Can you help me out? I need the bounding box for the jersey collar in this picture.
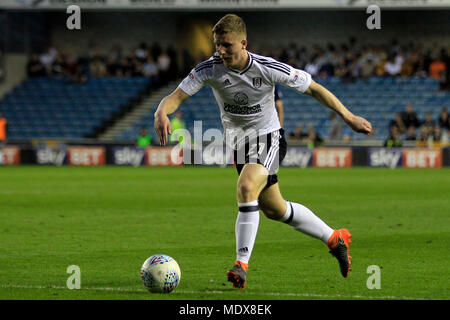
[226,51,253,75]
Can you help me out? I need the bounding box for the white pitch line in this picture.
[0,284,429,300]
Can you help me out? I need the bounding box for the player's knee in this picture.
[237,180,258,201]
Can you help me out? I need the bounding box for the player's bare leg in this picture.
[258,183,286,220]
[227,163,268,289]
[236,163,269,203]
[258,183,352,278]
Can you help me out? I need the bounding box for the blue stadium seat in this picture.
[0,76,150,139]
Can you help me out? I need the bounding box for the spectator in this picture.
[417,125,430,143]
[384,53,402,76]
[135,42,148,63]
[106,56,119,76]
[422,112,435,132]
[150,42,162,62]
[137,127,152,147]
[304,54,319,77]
[389,112,407,135]
[401,105,420,129]
[170,111,187,143]
[334,55,349,79]
[432,126,442,142]
[89,48,107,78]
[109,44,123,62]
[375,58,387,77]
[50,55,67,77]
[71,64,87,85]
[429,55,446,79]
[65,51,79,77]
[438,107,450,131]
[328,112,343,140]
[342,128,352,142]
[289,124,308,141]
[0,112,6,147]
[117,57,133,77]
[409,49,425,77]
[360,58,375,79]
[39,46,58,71]
[132,58,144,77]
[27,54,47,77]
[404,126,417,141]
[157,50,171,85]
[318,50,335,78]
[385,125,403,147]
[306,124,323,148]
[143,56,159,83]
[348,55,361,80]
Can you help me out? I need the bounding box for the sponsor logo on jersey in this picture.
[252,77,262,88]
[224,103,262,115]
[233,92,249,105]
[223,79,231,86]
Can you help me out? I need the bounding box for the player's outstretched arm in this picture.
[304,80,373,135]
[154,87,190,146]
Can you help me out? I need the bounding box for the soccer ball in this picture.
[140,254,181,293]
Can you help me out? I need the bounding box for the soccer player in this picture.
[154,14,373,289]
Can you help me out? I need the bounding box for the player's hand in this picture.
[345,114,373,135]
[154,112,171,146]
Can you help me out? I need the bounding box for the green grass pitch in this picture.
[0,166,449,300]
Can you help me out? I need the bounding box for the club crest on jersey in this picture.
[253,77,262,88]
[234,92,249,105]
[189,73,194,80]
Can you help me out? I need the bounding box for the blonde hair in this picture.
[212,14,247,38]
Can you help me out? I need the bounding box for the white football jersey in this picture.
[178,51,312,148]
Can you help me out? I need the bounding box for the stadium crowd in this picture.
[263,38,450,90]
[26,42,186,87]
[385,105,449,147]
[24,39,450,145]
[26,38,450,90]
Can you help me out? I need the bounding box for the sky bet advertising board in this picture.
[368,148,403,168]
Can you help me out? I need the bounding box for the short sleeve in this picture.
[269,61,312,94]
[178,68,206,96]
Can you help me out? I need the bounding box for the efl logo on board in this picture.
[67,147,105,166]
[146,147,183,166]
[313,148,352,168]
[0,147,20,165]
[403,149,442,168]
